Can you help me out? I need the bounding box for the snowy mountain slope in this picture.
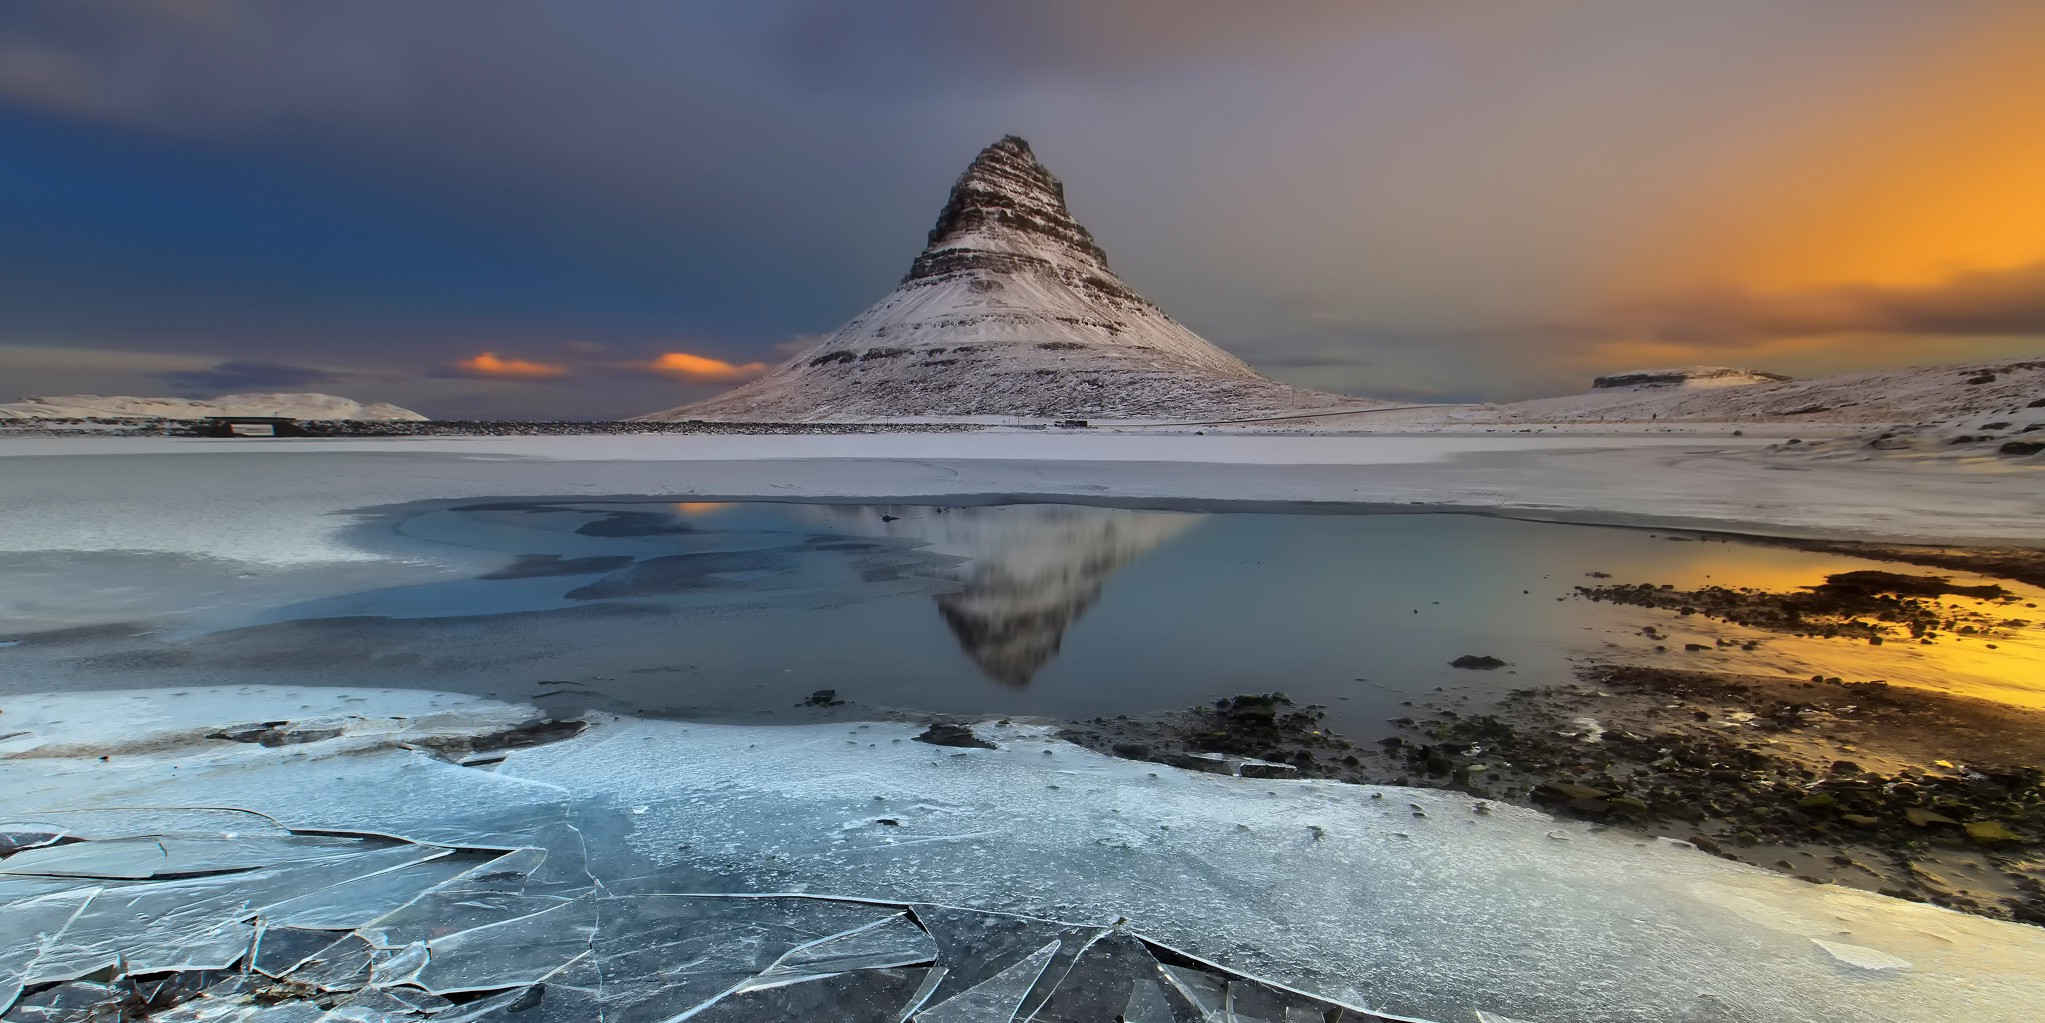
[0,392,428,421]
[638,136,1353,421]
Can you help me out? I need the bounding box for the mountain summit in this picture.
[639,136,1349,421]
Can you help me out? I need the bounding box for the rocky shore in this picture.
[1062,665,2045,925]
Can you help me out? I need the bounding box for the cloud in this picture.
[455,352,570,379]
[160,360,338,394]
[648,351,769,382]
[1612,259,2045,346]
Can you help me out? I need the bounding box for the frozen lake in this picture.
[3,439,2042,1023]
[4,496,2040,735]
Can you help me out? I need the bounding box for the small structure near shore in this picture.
[199,415,306,437]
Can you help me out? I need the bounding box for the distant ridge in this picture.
[0,392,427,421]
[1591,366,1790,390]
[638,136,1350,421]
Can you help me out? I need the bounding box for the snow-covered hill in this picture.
[638,136,1353,421]
[1471,358,2045,425]
[0,392,428,421]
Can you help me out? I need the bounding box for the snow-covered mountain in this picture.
[639,136,1352,421]
[0,392,427,421]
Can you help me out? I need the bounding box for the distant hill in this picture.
[1479,359,2045,424]
[1591,366,1791,390]
[0,392,428,421]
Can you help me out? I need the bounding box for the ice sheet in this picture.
[4,686,2043,1023]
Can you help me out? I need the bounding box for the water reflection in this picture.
[796,505,1200,684]
[11,501,2039,734]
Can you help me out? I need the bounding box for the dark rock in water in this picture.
[914,723,995,749]
[1450,654,1507,670]
[1819,570,2008,599]
[1240,761,1300,780]
[1167,753,1234,775]
[1903,807,1958,828]
[1999,440,2044,456]
[1965,821,2020,844]
[1110,741,1151,759]
[800,689,844,707]
[1536,781,1612,803]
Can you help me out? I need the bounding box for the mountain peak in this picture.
[637,137,1356,421]
[907,135,1112,283]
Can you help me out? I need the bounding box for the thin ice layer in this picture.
[5,688,2044,1023]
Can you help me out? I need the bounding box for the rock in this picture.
[1449,654,1507,670]
[1841,814,1880,826]
[1963,821,2020,844]
[1240,761,1300,780]
[1110,741,1151,759]
[914,723,995,749]
[1166,753,1235,776]
[1998,440,2044,456]
[800,689,843,707]
[1903,808,1958,827]
[1796,793,1836,810]
[1536,781,1611,802]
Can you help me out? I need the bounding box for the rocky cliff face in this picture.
[638,136,1352,421]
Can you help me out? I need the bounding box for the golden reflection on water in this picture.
[671,502,730,516]
[1576,539,2045,710]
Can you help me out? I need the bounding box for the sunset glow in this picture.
[456,352,570,379]
[650,351,769,382]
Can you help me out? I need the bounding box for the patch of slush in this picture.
[3,688,2041,1022]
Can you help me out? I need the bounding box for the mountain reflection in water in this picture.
[796,504,1200,684]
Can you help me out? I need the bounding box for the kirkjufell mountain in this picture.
[639,136,1351,421]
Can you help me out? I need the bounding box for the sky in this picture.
[4,1,2044,419]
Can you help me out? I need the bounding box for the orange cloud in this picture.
[457,352,569,379]
[649,351,768,382]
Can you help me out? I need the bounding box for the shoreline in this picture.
[1058,659,2045,927]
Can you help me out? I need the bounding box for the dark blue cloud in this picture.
[160,360,337,395]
